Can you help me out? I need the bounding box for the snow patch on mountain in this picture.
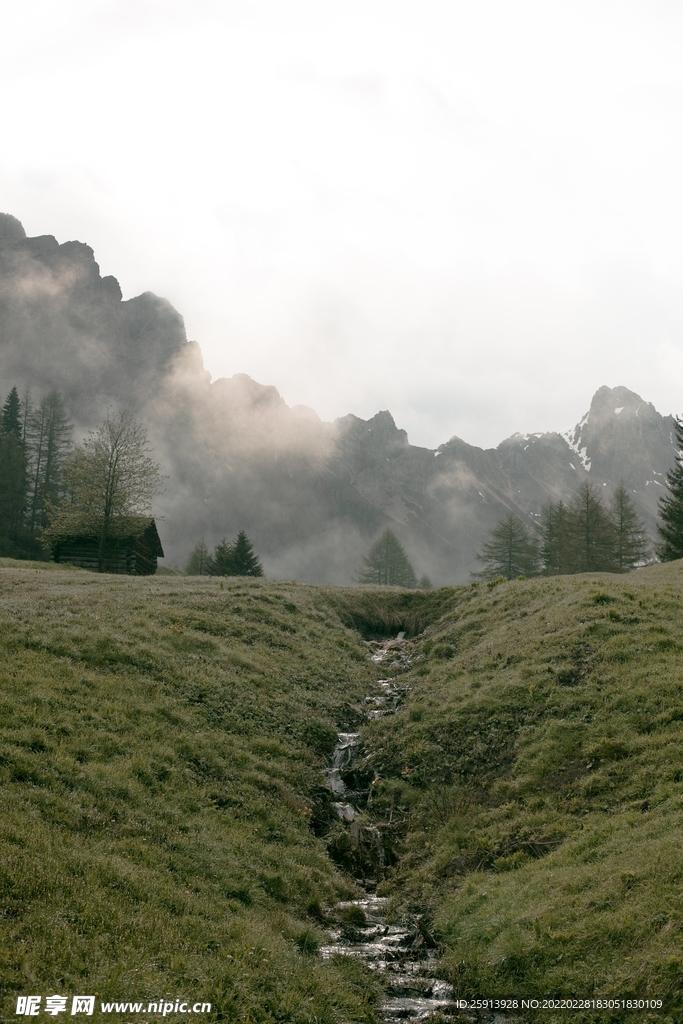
[561,412,591,471]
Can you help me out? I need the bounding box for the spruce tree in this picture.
[609,484,649,571]
[358,528,417,587]
[540,500,573,575]
[230,530,264,576]
[21,386,32,442]
[185,538,213,575]
[2,386,21,436]
[657,416,683,561]
[569,481,617,573]
[0,426,27,541]
[0,387,27,543]
[473,513,540,581]
[26,390,73,532]
[211,538,235,576]
[211,532,264,577]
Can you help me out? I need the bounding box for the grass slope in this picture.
[0,569,383,1023]
[359,563,683,1023]
[3,564,683,1023]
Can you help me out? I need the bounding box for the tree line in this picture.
[6,378,683,584]
[185,533,264,577]
[478,413,683,583]
[476,416,683,581]
[0,386,72,557]
[0,382,266,576]
[0,384,166,569]
[358,421,683,587]
[474,481,650,581]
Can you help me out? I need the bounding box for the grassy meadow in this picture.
[360,564,683,1023]
[2,560,683,1022]
[0,568,383,1022]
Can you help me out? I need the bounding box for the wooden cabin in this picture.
[51,518,164,575]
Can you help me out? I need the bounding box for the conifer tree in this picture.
[0,387,27,543]
[26,390,72,532]
[230,530,264,576]
[657,416,683,561]
[358,528,417,587]
[472,513,540,581]
[21,386,32,442]
[610,484,649,571]
[540,500,573,575]
[211,531,264,577]
[567,482,616,573]
[2,386,21,436]
[211,537,235,576]
[185,538,213,575]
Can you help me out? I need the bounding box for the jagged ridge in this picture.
[0,214,677,582]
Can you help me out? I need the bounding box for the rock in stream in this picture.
[320,895,457,1021]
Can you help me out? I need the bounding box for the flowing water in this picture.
[320,894,457,1021]
[322,636,515,1023]
[322,637,461,1021]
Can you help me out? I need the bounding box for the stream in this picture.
[321,635,462,1022]
[320,635,516,1023]
[320,893,456,1021]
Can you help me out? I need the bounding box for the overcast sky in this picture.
[3,0,683,448]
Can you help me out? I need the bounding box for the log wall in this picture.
[52,537,159,575]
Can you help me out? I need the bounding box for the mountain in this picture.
[0,214,677,582]
[0,212,187,425]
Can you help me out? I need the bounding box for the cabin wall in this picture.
[132,538,158,575]
[52,537,159,575]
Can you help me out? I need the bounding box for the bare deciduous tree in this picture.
[45,409,164,571]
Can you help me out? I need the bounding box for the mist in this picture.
[3,1,683,450]
[1,212,679,583]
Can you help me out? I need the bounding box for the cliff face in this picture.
[0,215,677,582]
[0,213,188,425]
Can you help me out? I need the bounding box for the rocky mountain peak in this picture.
[561,385,674,490]
[0,221,190,425]
[587,384,658,426]
[334,409,410,464]
[0,213,27,245]
[211,373,286,411]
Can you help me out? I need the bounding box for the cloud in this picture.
[4,0,683,453]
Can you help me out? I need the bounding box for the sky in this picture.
[3,0,683,449]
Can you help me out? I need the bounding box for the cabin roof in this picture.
[51,517,164,557]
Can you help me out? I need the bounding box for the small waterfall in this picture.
[326,732,361,801]
[321,635,464,1021]
[319,897,457,1022]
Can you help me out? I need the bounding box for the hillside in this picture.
[2,563,683,1022]
[0,567,384,1022]
[355,562,683,1022]
[0,214,677,583]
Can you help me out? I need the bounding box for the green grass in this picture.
[0,556,82,571]
[358,564,683,1023]
[3,562,683,1022]
[0,569,383,1022]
